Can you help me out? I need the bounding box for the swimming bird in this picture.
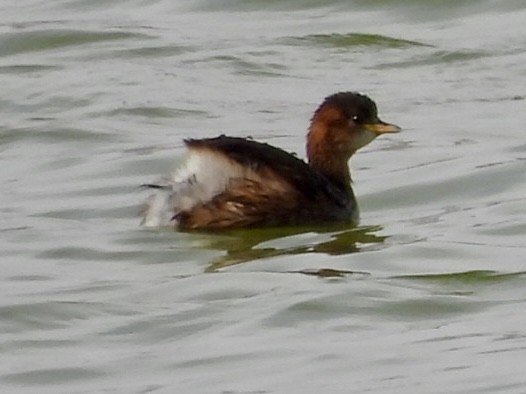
[141,92,400,230]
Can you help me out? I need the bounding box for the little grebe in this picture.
[142,92,400,230]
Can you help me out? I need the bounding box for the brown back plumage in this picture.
[176,136,354,230]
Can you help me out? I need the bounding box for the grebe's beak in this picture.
[364,120,401,135]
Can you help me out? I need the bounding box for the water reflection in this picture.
[201,224,388,272]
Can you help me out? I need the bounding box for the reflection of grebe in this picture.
[142,92,400,230]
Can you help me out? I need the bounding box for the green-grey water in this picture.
[1,1,525,393]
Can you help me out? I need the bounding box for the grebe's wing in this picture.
[185,136,347,203]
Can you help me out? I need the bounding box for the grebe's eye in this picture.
[352,115,359,122]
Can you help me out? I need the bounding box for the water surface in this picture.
[1,0,525,393]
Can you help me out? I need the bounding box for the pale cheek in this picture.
[353,129,377,150]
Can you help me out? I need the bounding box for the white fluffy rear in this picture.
[141,149,261,227]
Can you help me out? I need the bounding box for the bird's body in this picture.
[142,92,400,231]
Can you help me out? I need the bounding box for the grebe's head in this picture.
[308,92,401,160]
[306,91,400,184]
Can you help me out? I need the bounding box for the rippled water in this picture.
[1,0,525,393]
